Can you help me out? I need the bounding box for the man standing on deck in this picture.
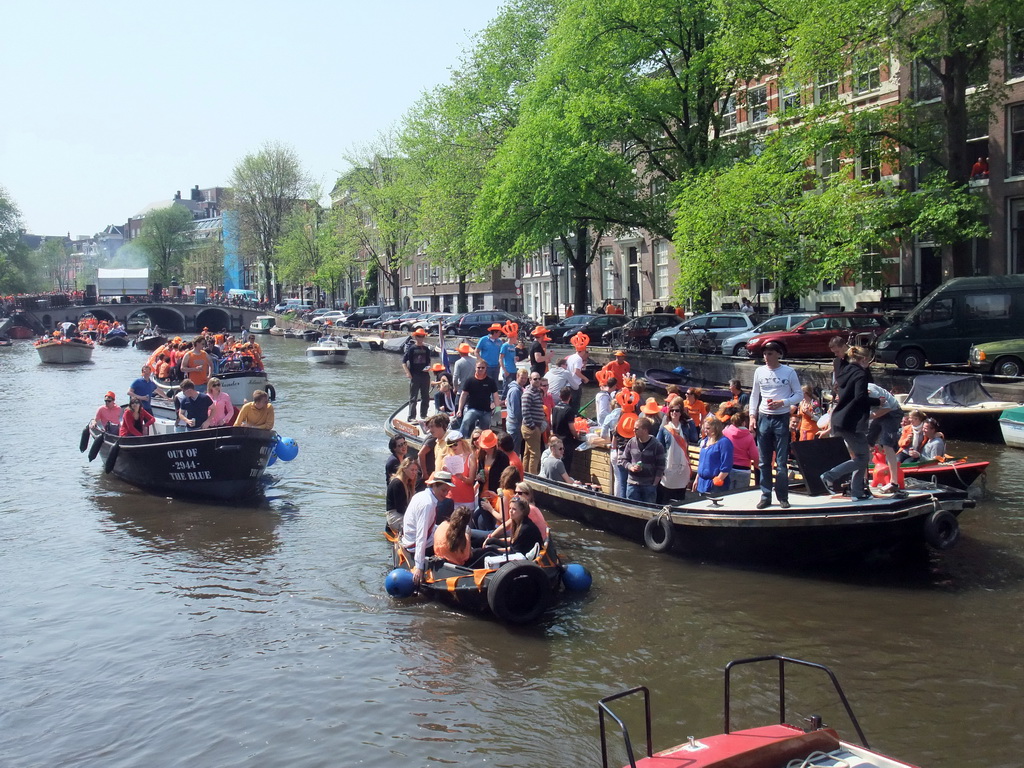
[457,359,501,438]
[529,326,551,377]
[475,323,504,386]
[127,364,159,415]
[521,372,548,474]
[749,342,802,509]
[402,329,432,421]
[180,336,212,393]
[452,343,475,400]
[505,368,528,455]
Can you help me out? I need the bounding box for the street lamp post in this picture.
[549,244,562,321]
[430,269,440,312]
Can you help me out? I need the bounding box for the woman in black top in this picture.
[385,458,419,533]
[821,346,877,501]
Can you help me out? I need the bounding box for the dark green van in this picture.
[875,275,1024,369]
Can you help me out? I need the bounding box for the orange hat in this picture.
[502,321,519,338]
[487,323,503,333]
[104,391,116,400]
[430,363,446,372]
[413,328,427,337]
[570,331,590,351]
[614,350,627,357]
[457,342,472,354]
[478,429,498,449]
[595,369,611,386]
[640,397,661,415]
[532,326,549,337]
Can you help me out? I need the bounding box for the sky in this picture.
[0,0,505,237]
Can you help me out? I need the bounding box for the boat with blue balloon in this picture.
[384,529,590,624]
[83,420,292,501]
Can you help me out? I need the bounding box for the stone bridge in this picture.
[18,302,268,335]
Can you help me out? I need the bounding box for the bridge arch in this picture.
[194,307,233,334]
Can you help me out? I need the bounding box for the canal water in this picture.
[1,335,1022,768]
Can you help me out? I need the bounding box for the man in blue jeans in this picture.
[457,360,501,438]
[748,342,802,509]
[620,417,665,503]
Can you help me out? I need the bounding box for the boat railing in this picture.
[724,655,869,748]
[597,685,653,768]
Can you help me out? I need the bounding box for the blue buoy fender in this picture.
[275,437,299,461]
[385,568,416,598]
[562,563,593,592]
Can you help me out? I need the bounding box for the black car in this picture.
[445,310,536,338]
[554,313,630,344]
[343,304,391,328]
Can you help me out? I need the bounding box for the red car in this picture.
[745,313,889,358]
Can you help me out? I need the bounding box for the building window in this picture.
[815,70,839,104]
[1010,198,1024,274]
[654,240,669,299]
[779,83,801,115]
[1010,104,1024,177]
[821,276,841,292]
[861,247,883,290]
[748,86,768,123]
[602,248,615,299]
[721,95,737,131]
[854,52,882,94]
[818,143,840,184]
[912,59,942,102]
[649,177,667,197]
[858,120,881,183]
[1010,29,1024,81]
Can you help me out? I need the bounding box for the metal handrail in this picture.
[724,655,870,748]
[598,686,652,768]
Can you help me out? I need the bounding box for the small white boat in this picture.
[895,373,1020,426]
[249,315,276,334]
[999,405,1024,449]
[306,336,349,364]
[35,338,94,364]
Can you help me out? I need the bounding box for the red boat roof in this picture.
[629,724,840,768]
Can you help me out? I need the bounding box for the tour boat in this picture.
[34,337,94,364]
[98,332,130,348]
[644,368,731,401]
[133,332,167,352]
[305,336,349,364]
[998,405,1024,449]
[599,655,925,768]
[83,421,277,501]
[153,369,276,406]
[385,528,570,624]
[895,373,1020,425]
[249,315,276,334]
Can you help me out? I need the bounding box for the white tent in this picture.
[97,268,150,297]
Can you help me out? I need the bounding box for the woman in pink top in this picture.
[94,390,123,434]
[723,411,759,490]
[204,377,235,427]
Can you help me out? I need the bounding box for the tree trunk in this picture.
[458,276,468,313]
[942,51,973,278]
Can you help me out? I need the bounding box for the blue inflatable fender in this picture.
[562,563,593,592]
[385,568,416,598]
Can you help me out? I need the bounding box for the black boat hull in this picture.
[89,424,276,501]
[135,335,167,351]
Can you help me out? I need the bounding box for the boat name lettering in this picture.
[166,448,200,459]
[172,460,199,471]
[169,470,213,481]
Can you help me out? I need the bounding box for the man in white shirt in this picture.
[749,342,802,509]
[565,345,589,412]
[401,471,455,584]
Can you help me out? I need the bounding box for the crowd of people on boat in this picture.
[141,331,265,385]
[389,323,953,557]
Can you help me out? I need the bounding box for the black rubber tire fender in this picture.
[88,434,105,462]
[79,426,91,453]
[266,383,277,402]
[104,442,120,474]
[644,515,674,553]
[486,561,550,624]
[924,508,960,550]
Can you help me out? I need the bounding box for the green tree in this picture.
[470,0,728,312]
[0,187,36,293]
[135,204,194,287]
[400,0,559,311]
[275,196,340,299]
[227,142,309,302]
[335,132,419,307]
[715,0,1024,276]
[38,237,76,291]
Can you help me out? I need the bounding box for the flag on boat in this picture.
[439,321,451,372]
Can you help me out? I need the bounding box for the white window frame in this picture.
[654,240,670,300]
[748,85,768,123]
[815,70,839,105]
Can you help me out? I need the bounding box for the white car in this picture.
[720,313,815,356]
[311,311,348,326]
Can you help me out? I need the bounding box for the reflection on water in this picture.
[1,337,1023,767]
